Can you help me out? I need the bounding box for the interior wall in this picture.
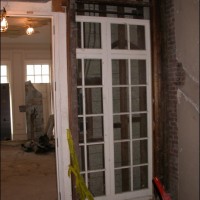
[174,0,199,200]
[1,44,51,140]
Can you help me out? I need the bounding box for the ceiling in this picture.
[1,16,52,45]
[1,0,50,2]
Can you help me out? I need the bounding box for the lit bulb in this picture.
[26,27,34,35]
[1,17,8,32]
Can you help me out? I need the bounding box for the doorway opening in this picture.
[0,63,12,140]
[1,10,71,199]
[1,16,53,142]
[0,14,58,200]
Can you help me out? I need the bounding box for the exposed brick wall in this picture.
[158,0,185,199]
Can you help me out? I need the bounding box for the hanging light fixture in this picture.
[26,26,34,35]
[0,7,8,32]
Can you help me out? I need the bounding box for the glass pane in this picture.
[78,117,84,143]
[77,88,83,115]
[87,144,104,170]
[131,60,146,84]
[77,59,82,85]
[79,146,85,171]
[77,22,81,48]
[111,24,128,49]
[85,59,102,85]
[113,115,130,140]
[114,142,130,167]
[85,88,103,114]
[133,140,148,165]
[86,116,104,142]
[115,168,131,193]
[133,165,148,190]
[1,65,7,76]
[27,75,34,83]
[42,75,49,83]
[35,76,42,83]
[132,114,147,139]
[84,22,101,49]
[27,65,34,75]
[106,5,118,18]
[35,65,42,75]
[130,25,145,50]
[81,173,85,181]
[1,77,7,83]
[113,87,129,113]
[112,60,128,85]
[131,87,146,111]
[88,172,105,196]
[42,65,49,74]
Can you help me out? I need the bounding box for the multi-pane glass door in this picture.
[77,58,106,196]
[76,16,152,200]
[112,58,149,193]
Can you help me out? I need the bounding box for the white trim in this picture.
[24,60,51,64]
[53,13,72,200]
[76,15,149,25]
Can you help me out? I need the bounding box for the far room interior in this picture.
[0,15,59,200]
[1,16,54,142]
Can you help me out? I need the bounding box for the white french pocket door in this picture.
[76,16,152,200]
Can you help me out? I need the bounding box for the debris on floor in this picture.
[21,134,55,153]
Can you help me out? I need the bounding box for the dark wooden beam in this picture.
[150,0,164,181]
[52,0,68,12]
[99,4,106,17]
[66,0,79,199]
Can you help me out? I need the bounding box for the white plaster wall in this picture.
[1,44,51,140]
[174,0,199,200]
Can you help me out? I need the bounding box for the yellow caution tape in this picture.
[67,129,94,200]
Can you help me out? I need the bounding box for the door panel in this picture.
[1,84,11,140]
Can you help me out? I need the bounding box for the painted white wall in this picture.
[174,0,199,200]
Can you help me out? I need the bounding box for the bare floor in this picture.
[1,141,58,200]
